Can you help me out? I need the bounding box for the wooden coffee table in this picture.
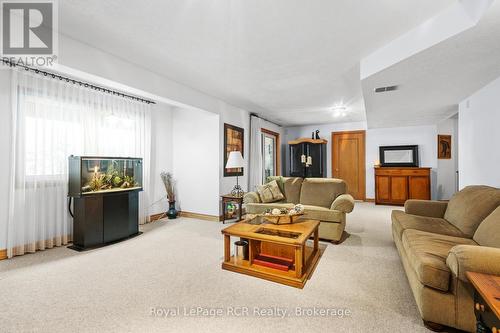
[221,216,320,289]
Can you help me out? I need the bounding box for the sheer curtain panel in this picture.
[7,69,151,258]
[248,115,263,192]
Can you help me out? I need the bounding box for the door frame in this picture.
[331,130,366,201]
[261,128,281,178]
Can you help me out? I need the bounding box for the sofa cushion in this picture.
[245,202,294,214]
[265,176,285,195]
[444,185,500,237]
[282,177,303,204]
[299,178,347,208]
[243,192,261,204]
[257,180,285,203]
[391,210,465,240]
[401,229,477,291]
[473,206,500,248]
[301,205,343,223]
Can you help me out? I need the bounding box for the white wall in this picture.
[459,76,500,188]
[173,107,220,216]
[219,105,250,196]
[366,125,438,199]
[436,115,459,199]
[149,103,174,216]
[285,122,439,199]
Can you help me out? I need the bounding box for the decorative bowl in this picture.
[261,212,304,225]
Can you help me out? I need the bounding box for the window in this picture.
[20,91,139,178]
[22,94,84,178]
[261,129,280,182]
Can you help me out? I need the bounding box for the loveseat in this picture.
[243,177,355,242]
[391,185,500,332]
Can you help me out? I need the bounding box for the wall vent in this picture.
[374,85,399,93]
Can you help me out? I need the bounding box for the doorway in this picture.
[332,130,366,200]
[261,128,281,182]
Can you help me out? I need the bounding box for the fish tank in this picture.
[68,156,143,197]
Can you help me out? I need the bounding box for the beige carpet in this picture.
[0,203,434,333]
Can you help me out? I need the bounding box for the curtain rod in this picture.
[250,113,282,127]
[1,58,156,105]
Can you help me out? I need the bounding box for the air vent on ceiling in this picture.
[374,85,399,93]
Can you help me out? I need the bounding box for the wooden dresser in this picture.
[374,167,431,205]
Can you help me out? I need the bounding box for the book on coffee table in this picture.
[253,253,294,271]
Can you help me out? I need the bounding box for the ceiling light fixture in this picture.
[332,105,347,118]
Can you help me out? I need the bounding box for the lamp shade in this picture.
[225,151,245,169]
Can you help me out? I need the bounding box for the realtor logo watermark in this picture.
[1,0,57,66]
[150,306,352,319]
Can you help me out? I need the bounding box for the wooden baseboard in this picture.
[149,210,224,223]
[149,212,167,222]
[364,198,375,203]
[0,249,6,260]
[178,211,221,222]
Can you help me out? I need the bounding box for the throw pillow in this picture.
[266,176,284,195]
[257,180,285,203]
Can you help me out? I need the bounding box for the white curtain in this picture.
[248,115,263,192]
[7,69,151,258]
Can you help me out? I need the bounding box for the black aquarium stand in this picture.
[69,190,141,251]
[67,156,143,251]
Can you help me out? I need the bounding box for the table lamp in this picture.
[225,151,245,197]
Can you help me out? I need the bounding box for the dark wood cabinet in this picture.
[71,191,141,250]
[68,156,142,251]
[375,167,431,205]
[288,138,327,178]
[289,143,306,177]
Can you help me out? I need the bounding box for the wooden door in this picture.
[332,131,366,200]
[261,128,281,180]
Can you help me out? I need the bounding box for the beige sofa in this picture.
[391,185,500,332]
[243,177,355,242]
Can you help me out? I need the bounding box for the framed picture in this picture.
[438,135,452,159]
[224,123,244,177]
[379,145,419,167]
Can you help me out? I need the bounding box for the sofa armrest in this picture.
[446,245,500,282]
[243,192,261,204]
[330,194,354,213]
[404,200,448,218]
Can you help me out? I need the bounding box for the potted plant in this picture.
[160,172,177,219]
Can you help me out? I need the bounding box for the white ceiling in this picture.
[58,0,455,126]
[362,1,500,128]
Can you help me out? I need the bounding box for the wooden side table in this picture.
[221,194,245,224]
[466,272,500,333]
